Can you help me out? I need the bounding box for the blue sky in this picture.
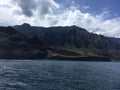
[55,0,120,18]
[0,0,120,37]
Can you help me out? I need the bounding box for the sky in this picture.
[0,0,120,37]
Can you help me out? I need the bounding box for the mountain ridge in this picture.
[0,26,48,59]
[13,23,120,60]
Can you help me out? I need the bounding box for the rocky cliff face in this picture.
[0,26,47,59]
[0,24,119,60]
[14,24,120,60]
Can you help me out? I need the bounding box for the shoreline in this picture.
[0,56,112,62]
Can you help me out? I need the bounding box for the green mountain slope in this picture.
[0,26,110,61]
[0,26,47,59]
[13,24,120,60]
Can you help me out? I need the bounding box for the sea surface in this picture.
[0,60,120,90]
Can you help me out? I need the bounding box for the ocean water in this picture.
[0,60,120,90]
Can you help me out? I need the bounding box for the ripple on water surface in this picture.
[0,60,120,90]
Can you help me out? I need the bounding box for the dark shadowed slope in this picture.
[0,26,86,60]
[14,23,120,60]
[0,26,48,59]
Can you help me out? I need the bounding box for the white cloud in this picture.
[0,0,120,37]
[82,6,90,9]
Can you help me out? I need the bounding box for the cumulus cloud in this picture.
[13,0,37,17]
[82,6,90,9]
[37,6,120,37]
[0,0,120,37]
[13,0,59,17]
[37,0,59,18]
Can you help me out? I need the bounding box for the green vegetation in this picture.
[13,24,120,61]
[0,26,47,59]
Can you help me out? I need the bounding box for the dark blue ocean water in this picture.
[0,60,120,90]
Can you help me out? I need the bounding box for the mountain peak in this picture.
[22,23,31,27]
[70,25,78,28]
[68,25,87,33]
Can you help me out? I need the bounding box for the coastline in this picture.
[0,56,111,61]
